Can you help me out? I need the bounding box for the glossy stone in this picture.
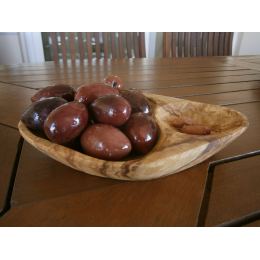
[120,89,151,114]
[31,84,75,102]
[75,83,119,105]
[104,75,124,89]
[21,97,67,133]
[80,124,132,160]
[123,113,158,154]
[44,102,88,144]
[90,95,131,126]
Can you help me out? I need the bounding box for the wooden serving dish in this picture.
[18,93,248,181]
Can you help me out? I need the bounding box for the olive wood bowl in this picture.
[18,93,248,181]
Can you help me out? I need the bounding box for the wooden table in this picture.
[0,56,260,227]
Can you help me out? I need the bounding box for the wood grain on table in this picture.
[0,56,259,226]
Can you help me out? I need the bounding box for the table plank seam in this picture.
[217,210,260,227]
[173,88,260,98]
[222,100,260,106]
[0,137,24,218]
[0,67,247,75]
[5,72,260,84]
[0,68,253,78]
[3,79,260,92]
[143,79,260,89]
[0,64,244,70]
[2,79,260,94]
[0,122,20,131]
[140,81,260,90]
[0,81,38,90]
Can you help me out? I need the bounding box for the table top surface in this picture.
[0,56,260,227]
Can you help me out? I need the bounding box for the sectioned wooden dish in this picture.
[18,93,248,181]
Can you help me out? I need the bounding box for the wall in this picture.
[0,32,44,65]
[232,32,260,56]
[0,32,23,64]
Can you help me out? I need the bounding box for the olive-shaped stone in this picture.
[120,89,151,115]
[123,113,158,155]
[90,95,131,127]
[31,84,75,102]
[44,102,88,144]
[104,75,124,89]
[21,97,67,133]
[75,83,119,105]
[80,124,132,160]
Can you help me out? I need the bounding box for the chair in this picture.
[42,32,146,63]
[163,32,234,58]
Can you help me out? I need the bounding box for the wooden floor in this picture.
[0,56,259,226]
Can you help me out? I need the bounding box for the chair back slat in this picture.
[196,32,202,56]
[60,33,67,63]
[202,32,208,56]
[86,32,92,61]
[163,32,233,58]
[213,32,220,56]
[118,32,124,58]
[191,32,197,57]
[184,32,190,57]
[50,32,59,62]
[133,32,140,58]
[110,33,117,59]
[102,32,109,59]
[139,32,146,57]
[94,33,101,59]
[229,32,234,55]
[207,32,214,56]
[171,32,177,57]
[224,32,233,56]
[126,32,133,58]
[163,32,171,58]
[69,32,76,62]
[78,32,85,61]
[178,32,184,58]
[218,32,225,56]
[224,32,230,56]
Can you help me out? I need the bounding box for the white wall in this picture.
[232,32,260,56]
[19,32,45,63]
[0,32,23,64]
[0,32,44,65]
